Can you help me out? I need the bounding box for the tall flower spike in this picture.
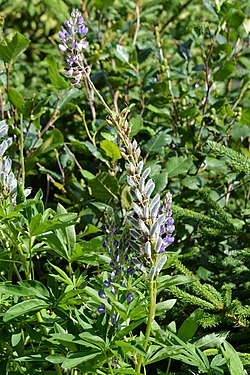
[114,118,174,278]
[58,8,89,88]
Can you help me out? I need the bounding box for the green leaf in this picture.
[83,141,109,164]
[58,88,81,111]
[100,139,121,160]
[45,55,68,90]
[177,310,201,342]
[79,224,101,238]
[195,332,228,349]
[88,172,119,200]
[153,171,168,194]
[121,185,133,211]
[79,332,106,350]
[49,262,73,285]
[130,115,143,137]
[62,350,101,368]
[0,32,30,63]
[0,281,50,299]
[143,132,171,154]
[46,354,66,364]
[115,318,146,340]
[147,104,170,116]
[57,204,76,256]
[3,299,49,322]
[115,45,129,63]
[164,156,193,177]
[158,275,196,290]
[43,0,69,22]
[155,299,177,316]
[221,341,245,375]
[11,332,22,347]
[70,238,105,263]
[8,88,25,110]
[214,61,236,81]
[146,346,181,365]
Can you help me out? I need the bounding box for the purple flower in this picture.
[111,314,116,324]
[69,25,75,35]
[126,292,133,304]
[127,267,135,275]
[78,25,88,35]
[104,280,111,288]
[98,290,106,299]
[97,304,106,314]
[120,280,126,287]
[77,16,84,23]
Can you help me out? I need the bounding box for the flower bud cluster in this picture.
[0,121,17,200]
[58,9,88,88]
[0,121,31,203]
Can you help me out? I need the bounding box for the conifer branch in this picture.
[207,141,250,175]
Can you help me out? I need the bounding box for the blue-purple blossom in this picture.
[98,290,106,299]
[58,8,88,87]
[97,303,106,314]
[126,291,133,304]
[103,279,111,288]
[111,314,116,324]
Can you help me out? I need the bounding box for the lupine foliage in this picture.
[0,0,250,374]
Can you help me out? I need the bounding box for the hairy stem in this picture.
[136,279,157,373]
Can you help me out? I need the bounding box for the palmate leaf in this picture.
[0,280,50,300]
[3,299,49,322]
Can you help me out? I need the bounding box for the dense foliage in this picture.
[0,0,249,374]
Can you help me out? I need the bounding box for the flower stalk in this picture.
[58,9,175,374]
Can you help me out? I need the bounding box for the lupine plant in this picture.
[57,10,178,373]
[0,1,249,375]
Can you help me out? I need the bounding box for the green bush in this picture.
[0,1,249,374]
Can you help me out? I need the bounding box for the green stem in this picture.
[19,114,25,187]
[36,311,63,375]
[76,106,96,146]
[166,358,171,374]
[105,352,114,375]
[136,279,157,373]
[82,67,138,167]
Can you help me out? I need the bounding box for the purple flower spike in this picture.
[58,8,89,88]
[111,313,116,324]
